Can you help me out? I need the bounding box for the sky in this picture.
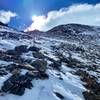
[0,0,100,31]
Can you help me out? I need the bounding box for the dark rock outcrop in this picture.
[83,91,100,100]
[2,74,33,96]
[32,52,45,59]
[49,60,61,70]
[15,45,28,54]
[31,59,47,72]
[28,46,40,52]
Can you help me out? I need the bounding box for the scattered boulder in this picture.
[75,70,89,78]
[10,86,25,96]
[18,63,35,70]
[6,50,16,55]
[28,46,40,52]
[11,68,21,75]
[56,52,81,68]
[2,74,33,96]
[0,69,8,76]
[15,45,28,54]
[88,63,98,71]
[66,58,81,67]
[49,60,61,70]
[0,51,23,63]
[75,69,100,99]
[75,46,85,53]
[6,64,18,72]
[83,91,100,100]
[33,51,45,59]
[31,59,47,72]
[25,71,37,79]
[38,72,49,79]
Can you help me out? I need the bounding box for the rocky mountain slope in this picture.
[0,22,99,100]
[47,23,100,36]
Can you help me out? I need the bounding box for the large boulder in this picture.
[6,64,19,72]
[15,45,28,54]
[2,74,33,96]
[6,50,16,55]
[32,52,45,59]
[31,59,47,72]
[28,46,40,52]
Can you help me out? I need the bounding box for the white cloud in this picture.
[0,10,17,24]
[25,3,100,32]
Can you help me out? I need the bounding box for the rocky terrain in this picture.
[0,22,99,100]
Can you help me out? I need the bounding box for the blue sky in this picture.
[0,0,100,31]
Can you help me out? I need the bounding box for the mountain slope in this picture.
[47,23,100,35]
[0,22,31,40]
[0,23,99,100]
[46,24,100,42]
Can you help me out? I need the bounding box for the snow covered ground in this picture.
[0,28,99,100]
[0,68,86,100]
[0,36,87,100]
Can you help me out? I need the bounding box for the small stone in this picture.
[54,92,64,99]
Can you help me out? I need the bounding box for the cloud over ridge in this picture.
[0,10,17,24]
[26,3,100,31]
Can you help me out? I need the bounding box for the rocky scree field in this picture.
[0,22,99,100]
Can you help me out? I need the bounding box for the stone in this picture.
[25,71,36,79]
[10,86,25,96]
[31,59,47,72]
[6,50,16,55]
[54,92,64,99]
[18,63,35,70]
[0,70,8,76]
[6,64,18,72]
[1,74,33,96]
[38,72,49,79]
[49,60,61,70]
[28,46,40,52]
[15,45,28,54]
[83,91,99,100]
[33,52,45,59]
[2,80,14,92]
